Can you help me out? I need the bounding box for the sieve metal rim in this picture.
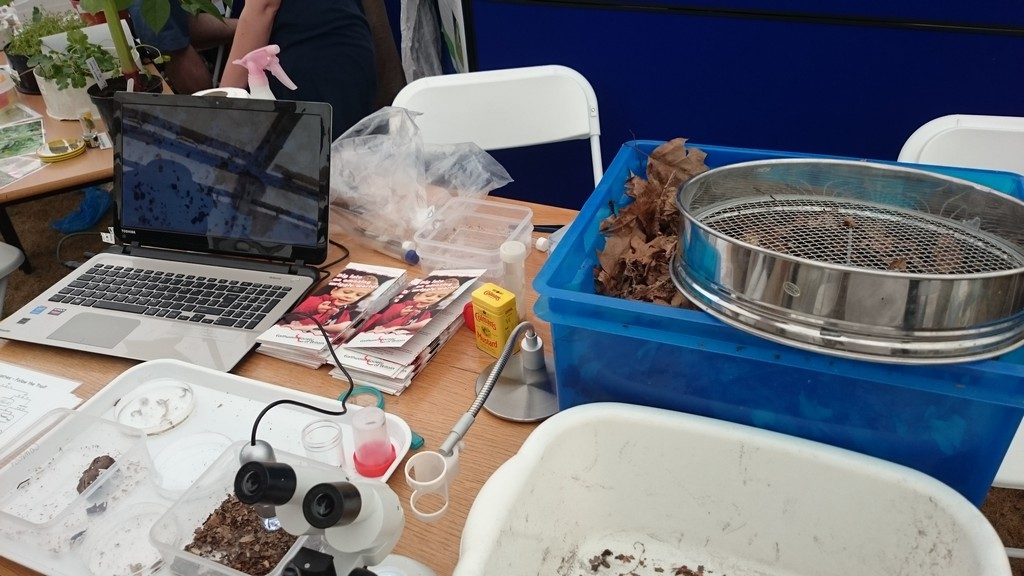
[669,252,1024,364]
[676,158,1024,280]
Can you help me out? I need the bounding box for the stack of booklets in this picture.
[255,263,407,368]
[328,269,484,395]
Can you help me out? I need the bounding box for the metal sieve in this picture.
[672,159,1024,363]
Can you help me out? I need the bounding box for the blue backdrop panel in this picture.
[469,0,1024,208]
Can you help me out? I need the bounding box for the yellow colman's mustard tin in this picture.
[471,282,519,358]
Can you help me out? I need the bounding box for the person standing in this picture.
[220,0,377,140]
[129,0,237,94]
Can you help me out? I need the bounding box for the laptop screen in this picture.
[113,93,332,265]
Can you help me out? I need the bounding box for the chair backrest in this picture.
[392,65,603,187]
[900,115,1024,491]
[898,114,1024,176]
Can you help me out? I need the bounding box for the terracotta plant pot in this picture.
[3,47,40,94]
[87,74,164,136]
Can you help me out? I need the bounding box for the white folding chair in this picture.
[899,113,1024,557]
[898,114,1024,175]
[392,64,603,194]
[0,241,24,318]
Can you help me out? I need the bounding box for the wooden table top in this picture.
[0,199,578,576]
[0,87,114,205]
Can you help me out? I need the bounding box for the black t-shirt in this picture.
[267,0,377,140]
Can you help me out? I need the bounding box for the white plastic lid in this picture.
[500,240,527,263]
[154,431,232,494]
[192,87,249,98]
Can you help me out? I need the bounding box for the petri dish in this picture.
[153,431,232,495]
[113,379,195,435]
[82,502,166,576]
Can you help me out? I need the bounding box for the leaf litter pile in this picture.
[185,495,297,576]
[595,138,709,306]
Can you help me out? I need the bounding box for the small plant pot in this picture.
[3,48,40,95]
[35,70,100,121]
[88,74,164,136]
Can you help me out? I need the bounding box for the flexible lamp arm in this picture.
[438,321,541,456]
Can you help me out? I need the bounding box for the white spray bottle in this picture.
[232,44,296,100]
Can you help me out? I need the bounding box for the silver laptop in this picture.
[0,93,333,371]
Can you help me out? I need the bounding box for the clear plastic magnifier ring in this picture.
[301,419,345,467]
[404,451,454,522]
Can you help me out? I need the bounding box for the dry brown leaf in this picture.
[624,173,643,199]
[594,138,707,308]
[646,138,689,187]
[599,211,637,235]
[648,138,709,190]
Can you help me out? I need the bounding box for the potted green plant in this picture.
[3,8,83,94]
[29,27,119,119]
[78,0,225,127]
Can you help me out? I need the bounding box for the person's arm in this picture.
[189,13,237,51]
[220,0,281,88]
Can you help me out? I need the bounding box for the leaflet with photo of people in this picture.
[257,262,407,354]
[344,269,484,348]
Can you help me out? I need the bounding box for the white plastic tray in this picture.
[78,359,412,488]
[1,359,412,576]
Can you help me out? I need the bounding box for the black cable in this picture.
[316,239,350,280]
[56,231,101,269]
[534,224,565,234]
[249,310,356,446]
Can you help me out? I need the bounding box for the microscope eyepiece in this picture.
[302,482,362,529]
[234,461,297,506]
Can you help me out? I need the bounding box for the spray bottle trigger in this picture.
[267,62,297,90]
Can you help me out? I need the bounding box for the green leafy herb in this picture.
[6,9,83,57]
[28,28,119,89]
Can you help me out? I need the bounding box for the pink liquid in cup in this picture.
[352,407,396,477]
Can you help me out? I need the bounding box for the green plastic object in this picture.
[342,387,424,450]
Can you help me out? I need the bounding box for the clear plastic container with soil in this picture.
[150,441,325,576]
[0,408,162,573]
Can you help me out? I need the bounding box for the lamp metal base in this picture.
[474,356,558,422]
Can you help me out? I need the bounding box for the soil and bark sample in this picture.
[584,544,716,575]
[981,487,1024,576]
[185,495,298,576]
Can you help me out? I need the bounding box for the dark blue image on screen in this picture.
[119,103,322,249]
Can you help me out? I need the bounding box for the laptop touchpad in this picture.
[49,313,140,348]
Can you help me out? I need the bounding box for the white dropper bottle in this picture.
[500,240,528,321]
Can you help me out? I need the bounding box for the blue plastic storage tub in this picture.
[534,140,1024,506]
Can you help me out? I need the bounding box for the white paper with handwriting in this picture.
[0,361,82,458]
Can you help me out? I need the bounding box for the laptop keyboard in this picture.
[47,264,292,330]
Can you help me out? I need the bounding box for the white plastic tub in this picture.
[413,197,532,282]
[455,403,1010,575]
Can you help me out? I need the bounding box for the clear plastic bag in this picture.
[329,106,512,259]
